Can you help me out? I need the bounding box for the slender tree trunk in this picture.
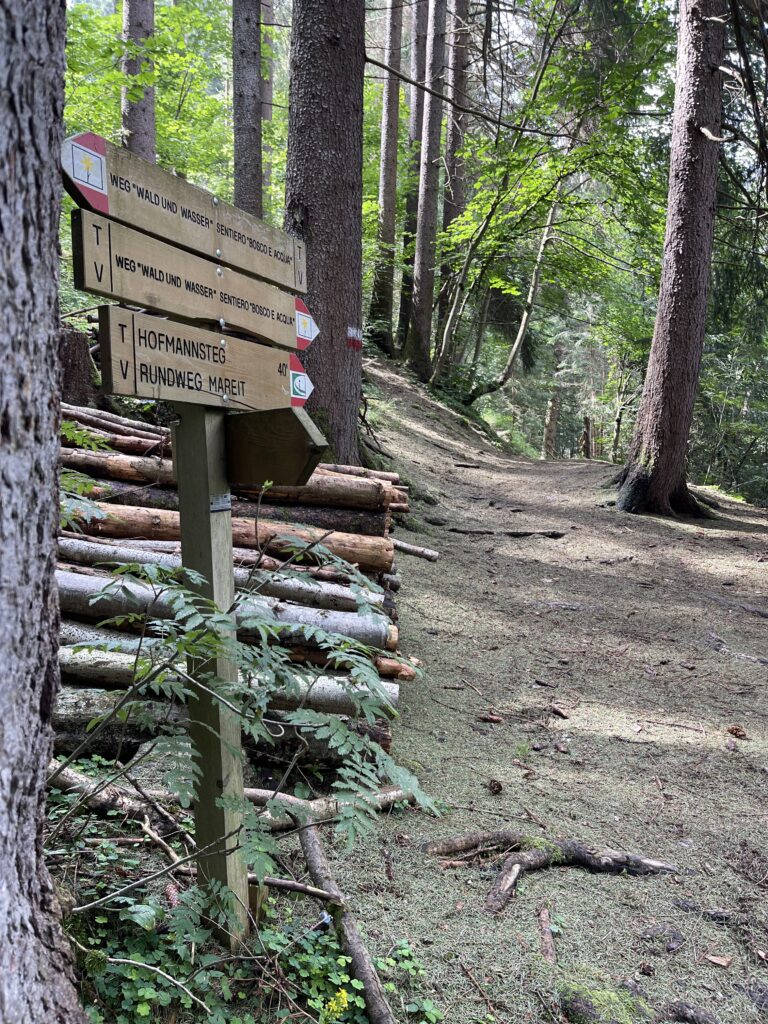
[261,0,275,204]
[0,2,86,1020]
[284,0,365,464]
[469,284,491,373]
[367,0,403,356]
[465,198,558,404]
[437,0,470,334]
[395,0,427,351]
[233,0,263,217]
[405,0,447,381]
[617,0,725,515]
[121,0,156,162]
[580,416,593,459]
[611,406,624,463]
[542,340,565,459]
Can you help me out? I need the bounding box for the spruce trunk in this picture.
[617,0,724,515]
[284,0,365,464]
[404,0,447,381]
[233,0,263,217]
[121,0,156,162]
[0,2,86,1018]
[367,0,403,356]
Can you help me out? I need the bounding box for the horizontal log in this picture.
[285,647,416,681]
[62,447,402,511]
[61,403,168,441]
[240,473,396,510]
[89,481,391,537]
[392,538,440,562]
[57,569,399,650]
[60,621,411,682]
[58,537,386,613]
[60,532,369,586]
[52,687,394,761]
[58,650,399,715]
[78,503,395,573]
[62,426,170,458]
[317,463,401,484]
[61,448,174,486]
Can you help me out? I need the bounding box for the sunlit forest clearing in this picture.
[2,1,768,1022]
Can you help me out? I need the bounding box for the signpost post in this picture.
[63,132,327,941]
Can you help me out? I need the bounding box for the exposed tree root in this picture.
[422,830,679,915]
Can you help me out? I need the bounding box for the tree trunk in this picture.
[465,198,558,404]
[580,416,592,459]
[616,0,724,515]
[395,0,428,352]
[437,0,470,334]
[542,340,565,459]
[367,0,403,357]
[261,0,274,202]
[121,0,156,162]
[0,2,86,1019]
[284,0,365,464]
[233,0,263,217]
[404,0,447,381]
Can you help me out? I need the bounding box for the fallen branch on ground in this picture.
[298,821,396,1024]
[392,538,440,561]
[422,830,679,915]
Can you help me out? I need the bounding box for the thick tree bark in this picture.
[617,0,725,515]
[284,0,365,464]
[395,0,428,350]
[437,0,471,334]
[0,2,86,1019]
[404,0,447,381]
[233,0,263,217]
[367,0,403,357]
[121,0,156,162]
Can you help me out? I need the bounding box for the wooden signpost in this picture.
[63,132,328,940]
[63,131,306,291]
[99,307,314,411]
[73,210,319,350]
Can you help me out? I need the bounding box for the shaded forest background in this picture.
[62,0,768,504]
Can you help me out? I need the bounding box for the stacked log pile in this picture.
[56,403,434,761]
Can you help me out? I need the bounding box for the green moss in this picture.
[521,836,566,863]
[558,979,653,1024]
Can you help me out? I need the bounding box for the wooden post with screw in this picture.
[173,403,249,941]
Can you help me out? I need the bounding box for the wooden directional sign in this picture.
[62,131,306,292]
[225,408,329,489]
[98,307,314,411]
[72,210,319,351]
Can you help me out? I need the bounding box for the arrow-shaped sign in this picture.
[289,354,315,405]
[294,299,320,349]
[62,131,306,293]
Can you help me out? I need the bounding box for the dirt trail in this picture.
[333,360,768,1023]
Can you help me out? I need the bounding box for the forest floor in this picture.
[332,358,768,1023]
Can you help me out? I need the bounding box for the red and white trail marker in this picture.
[289,353,314,405]
[295,299,320,349]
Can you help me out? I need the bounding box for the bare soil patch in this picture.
[332,359,768,1023]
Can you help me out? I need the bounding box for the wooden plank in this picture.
[72,210,319,351]
[173,404,249,940]
[62,131,306,292]
[99,307,314,411]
